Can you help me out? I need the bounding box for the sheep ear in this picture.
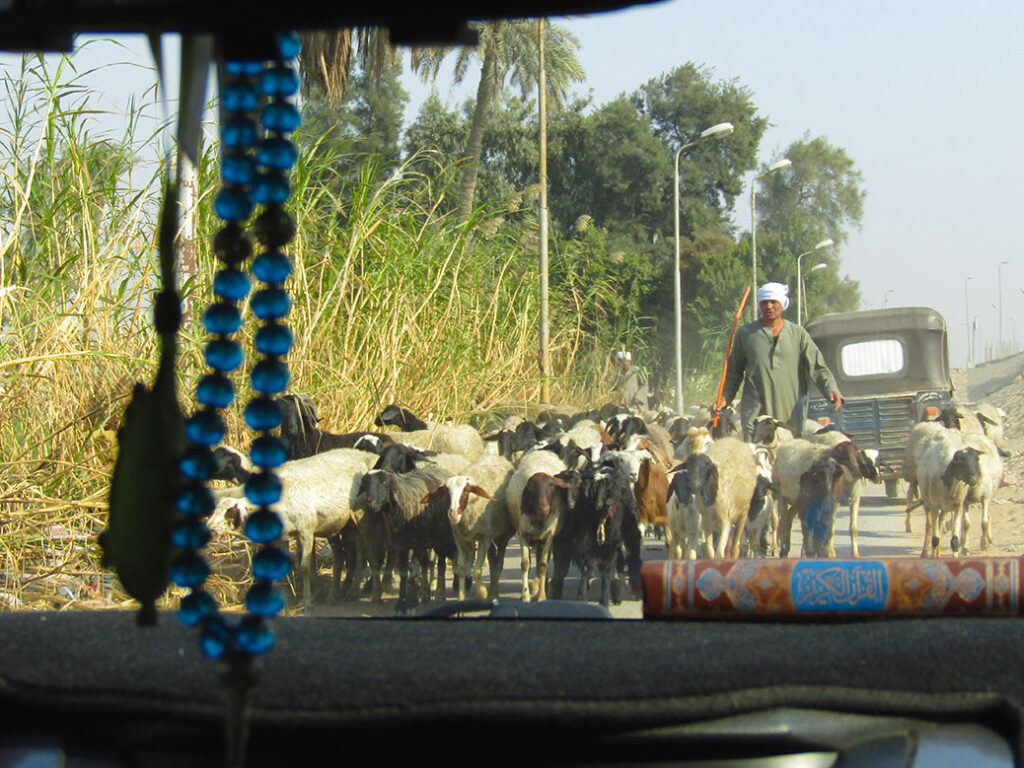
[466,483,496,501]
[702,464,719,507]
[977,412,998,426]
[421,486,447,505]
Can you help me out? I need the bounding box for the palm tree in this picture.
[410,19,584,221]
[298,29,395,105]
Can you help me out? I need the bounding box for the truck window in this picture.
[839,338,905,377]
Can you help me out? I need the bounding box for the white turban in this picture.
[757,282,790,310]
[615,350,632,361]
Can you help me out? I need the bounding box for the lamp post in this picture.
[673,121,734,414]
[964,276,973,367]
[999,260,1009,358]
[795,239,833,326]
[883,289,894,308]
[800,263,827,323]
[750,158,791,319]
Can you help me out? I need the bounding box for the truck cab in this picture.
[805,306,954,497]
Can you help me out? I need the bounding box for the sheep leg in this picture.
[471,539,489,600]
[904,481,918,533]
[958,502,970,557]
[549,542,569,600]
[981,499,993,549]
[487,532,512,600]
[849,482,861,558]
[533,537,554,601]
[296,531,315,610]
[778,500,797,558]
[921,506,935,558]
[519,535,532,602]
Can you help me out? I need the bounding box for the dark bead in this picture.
[213,223,253,265]
[245,470,283,506]
[251,359,291,395]
[171,519,212,549]
[246,581,286,617]
[236,615,275,655]
[200,615,234,659]
[196,372,234,409]
[256,137,298,171]
[243,509,284,543]
[253,205,295,246]
[214,187,253,221]
[244,396,283,431]
[186,409,226,446]
[252,546,292,580]
[251,171,290,205]
[250,435,288,468]
[261,101,301,132]
[213,268,252,302]
[203,302,243,335]
[276,31,301,61]
[205,338,244,372]
[250,288,291,320]
[176,482,215,517]
[178,590,217,627]
[169,551,210,588]
[179,445,216,481]
[255,323,293,356]
[221,154,257,185]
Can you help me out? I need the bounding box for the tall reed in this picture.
[0,56,635,613]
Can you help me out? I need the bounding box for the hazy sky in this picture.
[2,0,1021,368]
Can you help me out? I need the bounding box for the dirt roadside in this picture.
[963,353,1024,556]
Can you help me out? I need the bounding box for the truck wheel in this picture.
[884,479,902,499]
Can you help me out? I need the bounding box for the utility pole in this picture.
[538,17,551,402]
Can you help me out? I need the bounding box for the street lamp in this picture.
[964,276,973,367]
[883,289,894,308]
[795,239,833,326]
[673,121,734,413]
[999,260,1009,357]
[751,158,792,319]
[801,263,827,323]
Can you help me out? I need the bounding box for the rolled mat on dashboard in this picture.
[642,556,1021,619]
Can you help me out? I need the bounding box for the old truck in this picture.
[805,306,955,498]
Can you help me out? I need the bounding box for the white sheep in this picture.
[687,436,758,559]
[959,431,1004,553]
[902,420,948,532]
[503,448,568,600]
[915,429,983,557]
[391,423,485,462]
[773,438,876,558]
[422,454,515,600]
[807,428,881,558]
[214,447,378,609]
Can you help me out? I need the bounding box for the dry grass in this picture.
[0,56,626,615]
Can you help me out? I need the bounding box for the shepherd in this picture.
[713,282,842,439]
[613,350,650,412]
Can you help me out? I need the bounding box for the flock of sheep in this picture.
[203,394,1010,614]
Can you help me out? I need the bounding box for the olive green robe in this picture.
[722,320,839,438]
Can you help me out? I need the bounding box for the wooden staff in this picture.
[713,286,751,428]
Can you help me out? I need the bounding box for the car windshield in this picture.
[0,0,1021,628]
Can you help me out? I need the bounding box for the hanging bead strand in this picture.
[234,31,302,656]
[173,55,264,657]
